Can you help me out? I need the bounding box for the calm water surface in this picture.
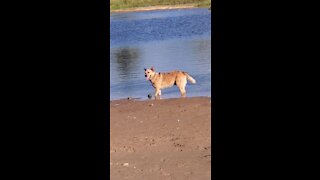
[110,8,211,100]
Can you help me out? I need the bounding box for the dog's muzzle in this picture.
[145,75,147,77]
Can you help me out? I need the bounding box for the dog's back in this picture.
[161,71,181,87]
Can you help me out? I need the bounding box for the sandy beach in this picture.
[110,97,211,179]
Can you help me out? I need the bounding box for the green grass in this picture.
[110,0,211,11]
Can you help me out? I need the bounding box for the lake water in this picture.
[110,8,211,100]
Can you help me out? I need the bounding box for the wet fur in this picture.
[144,67,196,99]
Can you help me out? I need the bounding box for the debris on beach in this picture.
[127,97,142,100]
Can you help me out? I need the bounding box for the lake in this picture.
[110,8,211,100]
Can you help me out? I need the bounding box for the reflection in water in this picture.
[113,47,140,77]
[110,47,141,87]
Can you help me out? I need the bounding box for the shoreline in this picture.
[110,96,211,102]
[110,4,199,13]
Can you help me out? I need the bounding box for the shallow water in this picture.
[110,8,211,100]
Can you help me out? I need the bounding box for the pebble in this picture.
[123,163,129,167]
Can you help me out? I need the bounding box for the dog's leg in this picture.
[179,87,186,97]
[177,79,187,97]
[155,89,161,100]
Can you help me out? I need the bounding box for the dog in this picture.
[144,66,196,99]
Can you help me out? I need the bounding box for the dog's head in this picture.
[144,66,156,80]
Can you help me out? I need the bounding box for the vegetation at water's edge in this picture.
[110,0,211,11]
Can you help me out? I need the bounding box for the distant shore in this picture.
[111,4,199,13]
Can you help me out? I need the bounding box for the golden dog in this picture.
[144,67,196,99]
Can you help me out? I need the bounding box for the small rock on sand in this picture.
[122,163,129,167]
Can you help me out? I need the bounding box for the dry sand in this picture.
[110,97,211,180]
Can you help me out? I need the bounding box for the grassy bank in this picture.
[110,0,211,11]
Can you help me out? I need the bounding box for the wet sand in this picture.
[111,4,197,13]
[110,97,211,180]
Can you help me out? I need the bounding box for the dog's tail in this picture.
[186,73,196,84]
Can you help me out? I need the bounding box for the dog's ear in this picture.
[151,66,155,71]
